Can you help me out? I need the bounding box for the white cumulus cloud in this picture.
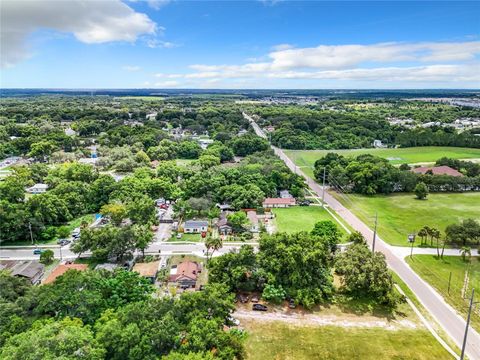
[0,0,157,67]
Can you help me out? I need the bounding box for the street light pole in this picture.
[29,222,34,245]
[372,212,378,253]
[461,288,478,360]
[322,167,326,206]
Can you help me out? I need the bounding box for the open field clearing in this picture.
[330,192,480,247]
[242,319,451,360]
[406,255,480,332]
[285,146,480,177]
[272,206,348,235]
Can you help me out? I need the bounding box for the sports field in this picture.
[330,192,480,247]
[285,146,480,178]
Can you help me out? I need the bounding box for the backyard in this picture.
[242,319,451,360]
[406,255,480,332]
[272,205,348,236]
[330,192,480,247]
[285,146,480,178]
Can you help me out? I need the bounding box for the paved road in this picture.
[245,112,480,360]
[0,242,250,261]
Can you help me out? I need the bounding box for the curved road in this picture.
[245,112,480,360]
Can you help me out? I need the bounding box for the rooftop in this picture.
[43,263,88,284]
[133,261,160,278]
[184,220,209,227]
[263,197,296,205]
[170,261,199,282]
[411,165,464,177]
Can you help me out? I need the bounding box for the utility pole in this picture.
[461,288,478,360]
[29,222,34,245]
[372,212,378,253]
[322,167,326,206]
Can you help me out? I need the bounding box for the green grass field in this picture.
[243,320,451,360]
[285,146,480,178]
[331,192,480,246]
[406,255,480,332]
[273,206,348,235]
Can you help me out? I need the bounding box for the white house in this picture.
[26,183,48,194]
[183,220,208,233]
[372,139,387,148]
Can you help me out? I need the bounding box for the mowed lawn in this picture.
[331,192,480,247]
[406,255,480,332]
[285,146,480,177]
[243,320,451,360]
[273,206,348,235]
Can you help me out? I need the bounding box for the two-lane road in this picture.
[245,112,480,359]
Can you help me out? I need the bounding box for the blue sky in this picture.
[1,0,479,89]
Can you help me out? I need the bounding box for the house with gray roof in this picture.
[183,220,209,233]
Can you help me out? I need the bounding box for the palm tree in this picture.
[418,227,428,246]
[460,246,472,262]
[205,236,223,262]
[430,228,441,256]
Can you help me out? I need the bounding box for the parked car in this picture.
[251,294,259,303]
[252,304,268,311]
[298,200,311,206]
[33,248,44,255]
[176,233,182,239]
[58,239,71,246]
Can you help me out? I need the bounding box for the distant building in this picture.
[216,214,233,235]
[146,112,158,120]
[64,128,77,136]
[264,126,275,132]
[0,260,45,285]
[262,197,296,208]
[26,183,48,194]
[43,263,88,284]
[279,190,293,199]
[133,261,160,283]
[411,165,464,177]
[169,261,200,289]
[372,140,387,148]
[183,220,208,233]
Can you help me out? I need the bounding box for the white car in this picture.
[226,316,240,326]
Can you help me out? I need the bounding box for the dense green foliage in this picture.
[209,225,340,309]
[0,269,243,359]
[314,153,480,195]
[249,102,480,150]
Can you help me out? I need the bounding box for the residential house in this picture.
[26,183,48,194]
[133,261,160,283]
[411,165,464,177]
[43,263,88,284]
[262,197,296,208]
[279,189,293,199]
[183,220,208,233]
[247,210,259,233]
[0,260,45,285]
[169,261,200,289]
[216,215,233,235]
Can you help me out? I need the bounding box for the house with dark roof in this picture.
[262,197,296,208]
[411,165,464,177]
[183,220,208,233]
[0,260,45,285]
[169,261,201,289]
[216,216,233,235]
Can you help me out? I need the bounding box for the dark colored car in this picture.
[298,200,311,206]
[33,248,43,255]
[59,239,71,246]
[252,304,268,311]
